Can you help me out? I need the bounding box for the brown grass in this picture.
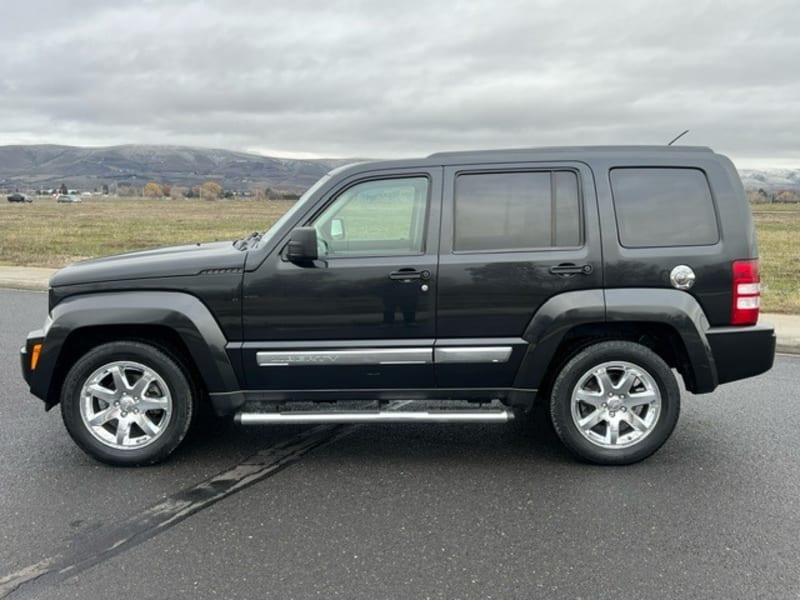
[753,208,800,313]
[0,196,290,267]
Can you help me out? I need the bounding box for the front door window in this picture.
[313,177,429,257]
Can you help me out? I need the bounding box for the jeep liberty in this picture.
[20,146,776,465]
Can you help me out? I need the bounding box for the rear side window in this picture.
[610,168,719,248]
[454,170,581,252]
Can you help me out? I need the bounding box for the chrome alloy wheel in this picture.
[570,361,661,449]
[79,361,173,450]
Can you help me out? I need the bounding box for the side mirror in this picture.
[286,227,318,262]
[330,217,345,240]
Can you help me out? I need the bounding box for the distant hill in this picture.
[1,144,798,194]
[0,144,356,192]
[738,168,800,193]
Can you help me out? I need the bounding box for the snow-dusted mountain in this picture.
[0,144,355,192]
[738,168,800,193]
[1,144,798,193]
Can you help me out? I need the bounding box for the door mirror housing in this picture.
[286,227,319,262]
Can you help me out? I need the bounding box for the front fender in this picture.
[30,291,240,403]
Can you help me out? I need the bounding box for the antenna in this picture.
[668,129,690,146]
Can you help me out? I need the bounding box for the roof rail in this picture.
[427,145,713,160]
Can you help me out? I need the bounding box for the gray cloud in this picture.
[2,0,799,166]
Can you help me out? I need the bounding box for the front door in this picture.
[242,169,442,392]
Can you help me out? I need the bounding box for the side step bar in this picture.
[235,409,515,425]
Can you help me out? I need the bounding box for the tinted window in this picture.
[313,177,429,256]
[454,171,581,252]
[610,168,719,247]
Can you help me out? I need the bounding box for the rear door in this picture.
[435,162,602,388]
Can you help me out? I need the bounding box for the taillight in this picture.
[731,259,760,325]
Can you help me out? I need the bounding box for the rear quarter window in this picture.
[610,168,719,248]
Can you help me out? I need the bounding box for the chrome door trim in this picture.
[434,346,513,364]
[254,342,520,367]
[257,348,432,367]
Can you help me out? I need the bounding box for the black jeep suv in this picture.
[20,146,775,466]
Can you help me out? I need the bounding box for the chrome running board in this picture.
[234,409,515,425]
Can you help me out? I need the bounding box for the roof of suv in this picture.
[330,145,718,178]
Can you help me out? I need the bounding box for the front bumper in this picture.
[706,323,776,385]
[20,329,45,389]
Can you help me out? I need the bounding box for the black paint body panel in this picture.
[707,324,776,384]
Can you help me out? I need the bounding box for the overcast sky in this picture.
[2,0,798,167]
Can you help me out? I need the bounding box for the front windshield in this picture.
[258,173,332,244]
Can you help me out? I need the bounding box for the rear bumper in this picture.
[706,323,776,386]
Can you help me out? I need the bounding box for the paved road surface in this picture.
[1,290,798,599]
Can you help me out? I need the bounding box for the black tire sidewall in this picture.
[60,341,195,466]
[550,341,680,465]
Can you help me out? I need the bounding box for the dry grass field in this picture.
[0,196,290,267]
[1,196,798,313]
[751,204,800,313]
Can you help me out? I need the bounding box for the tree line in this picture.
[117,182,302,200]
[747,188,800,204]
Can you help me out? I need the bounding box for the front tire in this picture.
[549,341,680,465]
[61,341,196,466]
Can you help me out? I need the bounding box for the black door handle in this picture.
[389,269,431,281]
[549,263,593,276]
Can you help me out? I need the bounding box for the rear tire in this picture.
[60,341,196,466]
[549,340,680,465]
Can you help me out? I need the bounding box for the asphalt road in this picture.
[1,289,798,599]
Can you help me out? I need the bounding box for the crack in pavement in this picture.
[0,424,353,599]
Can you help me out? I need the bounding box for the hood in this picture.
[50,240,247,287]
